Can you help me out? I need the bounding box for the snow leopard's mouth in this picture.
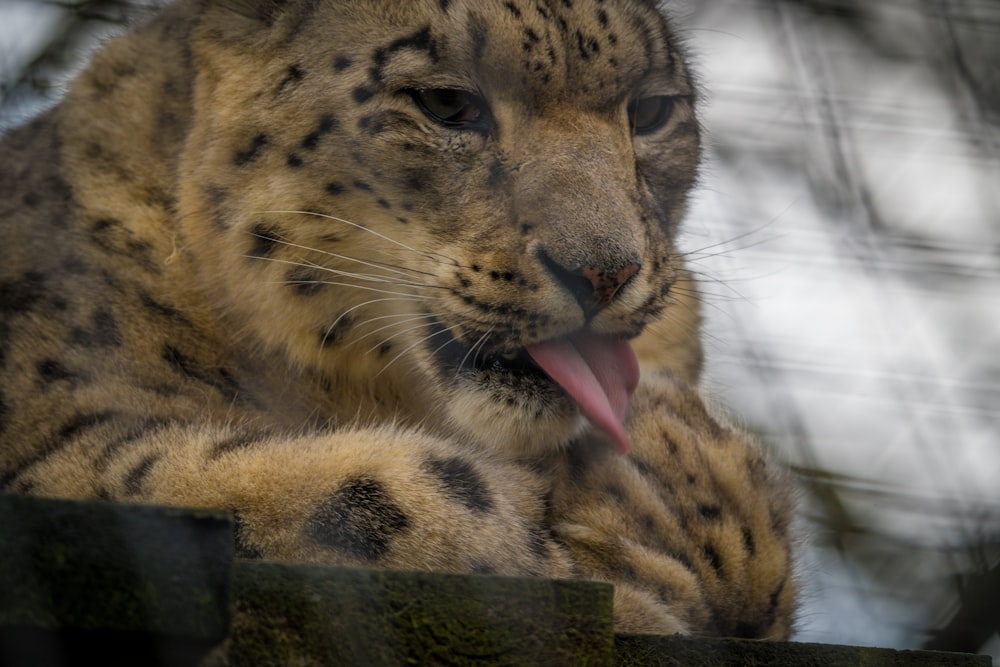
[426,319,639,453]
[435,337,546,377]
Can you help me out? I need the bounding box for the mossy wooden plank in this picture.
[0,496,990,666]
[216,561,615,666]
[0,494,232,664]
[614,634,992,667]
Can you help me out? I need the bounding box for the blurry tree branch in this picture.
[924,560,1000,654]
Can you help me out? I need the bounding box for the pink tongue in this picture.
[525,334,639,454]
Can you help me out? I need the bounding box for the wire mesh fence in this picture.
[2,0,998,660]
[679,0,1000,657]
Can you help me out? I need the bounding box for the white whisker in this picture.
[325,296,428,334]
[364,317,441,354]
[258,209,457,267]
[249,254,437,291]
[323,308,429,349]
[296,280,431,299]
[356,314,442,352]
[247,230,434,279]
[374,323,457,378]
[455,327,494,378]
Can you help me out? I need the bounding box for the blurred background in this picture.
[2,0,998,661]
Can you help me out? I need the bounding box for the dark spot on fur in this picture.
[124,453,161,496]
[22,191,41,208]
[742,527,756,555]
[234,133,269,166]
[0,272,46,315]
[605,483,626,502]
[287,267,326,296]
[7,478,37,495]
[2,409,118,489]
[276,63,305,96]
[353,179,372,192]
[384,26,439,66]
[487,161,505,188]
[248,224,281,258]
[333,55,353,72]
[232,510,264,559]
[504,1,522,18]
[63,256,87,274]
[703,543,723,574]
[162,345,242,402]
[306,478,409,560]
[423,456,493,512]
[325,181,345,196]
[401,174,425,192]
[770,508,790,539]
[575,31,591,60]
[287,153,303,168]
[320,314,354,347]
[71,308,122,348]
[469,15,489,63]
[60,411,117,441]
[353,86,374,103]
[618,562,639,583]
[36,359,82,384]
[209,434,262,460]
[204,185,230,229]
[766,580,785,627]
[699,504,722,521]
[93,418,171,471]
[527,527,550,560]
[302,114,338,150]
[140,292,188,324]
[631,458,660,485]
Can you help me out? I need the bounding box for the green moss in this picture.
[0,495,231,638]
[218,562,614,666]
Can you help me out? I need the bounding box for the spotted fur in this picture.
[0,0,796,637]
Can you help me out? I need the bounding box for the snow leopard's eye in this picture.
[411,89,490,129]
[627,96,675,135]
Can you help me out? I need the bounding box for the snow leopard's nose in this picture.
[537,247,641,316]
